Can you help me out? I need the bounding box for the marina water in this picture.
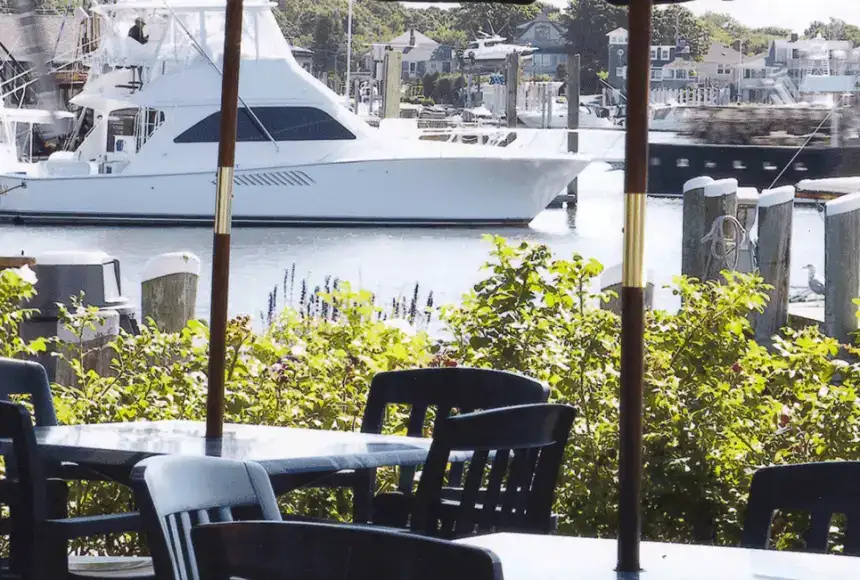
[0,164,825,321]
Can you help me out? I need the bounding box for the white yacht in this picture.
[465,33,537,63]
[0,0,589,226]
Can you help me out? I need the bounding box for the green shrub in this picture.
[2,237,859,555]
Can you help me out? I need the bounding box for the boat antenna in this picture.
[162,1,280,152]
[766,89,853,190]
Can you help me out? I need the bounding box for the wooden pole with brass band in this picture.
[206,0,244,439]
[617,0,652,573]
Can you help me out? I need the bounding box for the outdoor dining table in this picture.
[25,419,445,492]
[457,533,860,580]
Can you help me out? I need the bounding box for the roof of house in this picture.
[740,54,768,68]
[606,27,627,36]
[386,29,438,49]
[291,46,313,57]
[516,11,566,35]
[0,13,82,63]
[702,41,741,64]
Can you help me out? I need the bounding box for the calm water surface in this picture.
[0,164,825,320]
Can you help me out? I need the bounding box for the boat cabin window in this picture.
[174,107,355,143]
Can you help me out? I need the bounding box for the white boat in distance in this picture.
[0,0,589,227]
[465,33,537,63]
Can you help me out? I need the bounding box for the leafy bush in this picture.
[2,237,860,555]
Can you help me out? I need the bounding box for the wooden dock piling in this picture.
[702,178,739,282]
[825,193,860,343]
[505,53,519,129]
[754,186,795,344]
[681,176,713,280]
[567,53,580,203]
[141,252,201,332]
[600,263,654,315]
[381,50,402,119]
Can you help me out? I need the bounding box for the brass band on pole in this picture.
[214,167,234,235]
[622,193,647,288]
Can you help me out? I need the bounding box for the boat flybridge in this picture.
[465,33,537,64]
[0,0,590,226]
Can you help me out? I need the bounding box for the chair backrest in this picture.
[0,358,57,427]
[130,456,283,580]
[0,401,48,528]
[411,403,575,539]
[742,462,860,555]
[192,520,504,580]
[362,368,549,493]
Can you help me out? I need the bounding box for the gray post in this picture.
[546,84,553,127]
[681,176,713,281]
[825,193,860,343]
[505,53,519,128]
[703,178,739,282]
[141,252,201,332]
[600,263,655,315]
[540,84,547,128]
[567,54,580,202]
[382,50,402,119]
[55,310,119,387]
[754,186,795,344]
[353,79,361,115]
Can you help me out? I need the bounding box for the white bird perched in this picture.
[803,264,826,296]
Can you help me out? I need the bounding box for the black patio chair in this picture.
[742,461,860,555]
[0,400,150,580]
[379,403,575,539]
[192,520,503,580]
[347,367,550,524]
[0,358,133,483]
[130,455,283,580]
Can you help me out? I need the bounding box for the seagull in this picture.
[803,264,826,296]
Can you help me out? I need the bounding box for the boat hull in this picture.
[0,155,590,226]
[647,142,860,195]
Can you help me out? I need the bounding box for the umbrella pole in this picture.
[617,0,652,572]
[206,0,244,439]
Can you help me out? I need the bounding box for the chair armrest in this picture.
[42,512,141,539]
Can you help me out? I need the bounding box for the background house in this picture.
[291,46,314,74]
[606,28,697,97]
[696,41,742,89]
[364,29,454,82]
[515,12,568,78]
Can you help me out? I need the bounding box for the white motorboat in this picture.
[465,33,537,63]
[518,102,617,130]
[0,0,590,227]
[517,84,616,130]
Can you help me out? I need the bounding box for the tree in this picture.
[804,20,828,39]
[427,26,468,49]
[652,5,710,61]
[452,4,541,38]
[843,24,860,47]
[562,0,626,93]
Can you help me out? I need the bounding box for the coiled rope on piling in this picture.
[702,214,747,274]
